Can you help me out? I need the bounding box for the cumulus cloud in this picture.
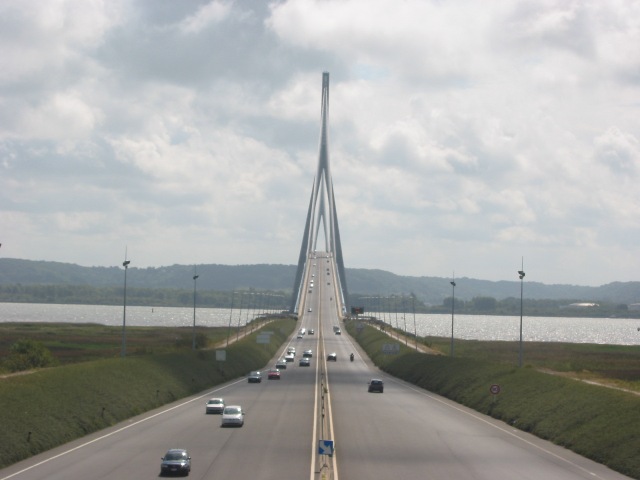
[0,0,639,286]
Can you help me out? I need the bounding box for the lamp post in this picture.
[450,277,456,357]
[518,260,526,367]
[402,294,408,346]
[226,291,235,347]
[121,256,131,358]
[236,291,244,342]
[411,293,417,350]
[393,295,399,332]
[192,267,199,351]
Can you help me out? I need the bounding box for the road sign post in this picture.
[489,384,500,402]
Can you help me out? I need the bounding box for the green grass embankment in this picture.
[346,321,640,480]
[0,318,296,469]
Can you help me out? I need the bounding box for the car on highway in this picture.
[276,358,287,369]
[327,352,337,361]
[297,333,304,339]
[247,371,262,383]
[303,349,313,358]
[160,448,191,476]
[267,368,281,380]
[221,405,245,427]
[335,328,342,335]
[205,397,225,414]
[368,379,384,393]
[308,329,315,335]
[299,357,311,367]
[287,347,296,355]
[308,308,312,312]
[284,353,295,362]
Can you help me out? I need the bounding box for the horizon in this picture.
[2,256,636,289]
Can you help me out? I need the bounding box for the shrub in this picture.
[4,340,56,372]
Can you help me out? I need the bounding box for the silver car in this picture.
[205,397,225,414]
[221,405,245,427]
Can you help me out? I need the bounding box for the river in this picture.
[0,302,639,345]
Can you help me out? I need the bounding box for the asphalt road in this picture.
[0,254,632,479]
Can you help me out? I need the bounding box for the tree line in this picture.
[1,284,638,318]
[0,284,290,311]
[350,293,639,318]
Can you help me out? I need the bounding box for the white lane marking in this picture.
[1,380,244,480]
[310,337,320,480]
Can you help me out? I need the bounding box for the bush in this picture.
[4,340,56,372]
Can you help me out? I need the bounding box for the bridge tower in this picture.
[290,72,349,313]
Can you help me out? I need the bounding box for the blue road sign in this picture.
[318,440,334,456]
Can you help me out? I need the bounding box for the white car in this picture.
[221,405,245,427]
[303,349,313,358]
[284,353,295,362]
[287,347,296,355]
[205,397,225,414]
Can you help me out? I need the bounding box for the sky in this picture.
[1,0,639,287]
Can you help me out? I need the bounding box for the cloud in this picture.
[0,0,639,287]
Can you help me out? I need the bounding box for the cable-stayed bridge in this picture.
[290,72,349,316]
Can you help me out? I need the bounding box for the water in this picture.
[1,303,639,345]
[0,303,238,328]
[396,313,640,345]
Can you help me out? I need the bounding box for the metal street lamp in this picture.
[226,291,236,347]
[411,293,418,350]
[192,267,199,351]
[402,295,408,346]
[121,256,131,358]
[450,277,456,357]
[393,295,399,332]
[236,291,244,342]
[518,262,526,367]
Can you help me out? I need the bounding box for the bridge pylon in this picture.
[291,72,349,314]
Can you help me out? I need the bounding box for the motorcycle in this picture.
[350,353,354,362]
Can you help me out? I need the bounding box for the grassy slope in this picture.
[347,321,640,480]
[0,318,295,469]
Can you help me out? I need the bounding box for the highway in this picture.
[0,253,631,479]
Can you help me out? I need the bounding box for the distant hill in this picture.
[0,258,638,305]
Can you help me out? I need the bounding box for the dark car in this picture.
[299,357,311,367]
[368,379,384,393]
[247,371,262,383]
[327,352,337,361]
[160,448,191,476]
